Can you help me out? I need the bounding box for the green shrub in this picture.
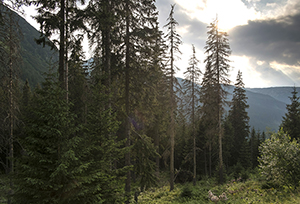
[258,129,300,191]
[180,185,192,198]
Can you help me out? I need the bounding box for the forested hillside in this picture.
[1,6,57,87]
[1,1,300,204]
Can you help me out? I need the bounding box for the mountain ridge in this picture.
[178,78,290,132]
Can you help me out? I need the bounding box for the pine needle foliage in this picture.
[281,87,300,141]
[228,70,250,167]
[202,17,232,184]
[15,75,126,203]
[163,3,182,191]
[14,75,82,203]
[183,44,201,185]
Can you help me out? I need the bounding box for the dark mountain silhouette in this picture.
[3,6,58,87]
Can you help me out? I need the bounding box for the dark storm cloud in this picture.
[229,13,300,66]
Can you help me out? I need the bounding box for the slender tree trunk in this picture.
[124,1,131,202]
[192,79,196,186]
[65,0,68,101]
[209,141,211,177]
[218,103,223,184]
[59,0,65,87]
[170,35,175,191]
[103,0,111,109]
[154,121,160,176]
[204,147,207,177]
[216,25,224,184]
[8,10,14,204]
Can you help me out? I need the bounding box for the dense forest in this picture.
[1,0,300,203]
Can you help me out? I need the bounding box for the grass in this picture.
[134,173,300,204]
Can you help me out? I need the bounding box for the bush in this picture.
[258,129,300,190]
[180,185,192,198]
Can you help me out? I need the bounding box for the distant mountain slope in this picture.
[178,78,288,132]
[5,7,58,87]
[225,86,286,132]
[244,89,286,132]
[248,87,300,104]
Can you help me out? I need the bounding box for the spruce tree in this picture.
[14,76,81,203]
[281,87,300,140]
[203,17,231,184]
[163,4,182,191]
[183,44,201,185]
[0,6,22,203]
[200,57,218,177]
[228,70,250,167]
[83,82,127,203]
[15,74,125,203]
[32,0,86,90]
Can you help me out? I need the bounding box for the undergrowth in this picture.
[134,173,300,204]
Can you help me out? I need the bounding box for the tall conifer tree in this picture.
[203,17,231,184]
[200,56,218,177]
[183,44,201,185]
[0,6,21,203]
[228,70,250,167]
[163,4,182,191]
[117,0,161,201]
[281,87,300,140]
[32,0,86,91]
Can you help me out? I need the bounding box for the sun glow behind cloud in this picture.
[270,61,300,84]
[175,0,260,31]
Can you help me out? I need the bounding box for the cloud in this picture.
[228,7,300,86]
[229,13,300,66]
[156,0,300,87]
[247,58,297,86]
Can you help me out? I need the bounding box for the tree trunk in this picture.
[124,1,131,202]
[170,36,175,191]
[218,106,223,184]
[216,24,224,184]
[65,0,68,101]
[8,10,14,204]
[192,79,196,186]
[154,122,160,176]
[209,141,212,177]
[59,0,65,87]
[103,0,111,109]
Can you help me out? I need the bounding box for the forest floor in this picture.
[134,172,300,204]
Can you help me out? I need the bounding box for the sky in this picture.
[22,0,300,88]
[156,0,300,88]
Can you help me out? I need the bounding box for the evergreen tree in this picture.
[87,0,162,201]
[200,56,218,177]
[32,0,86,90]
[14,76,81,203]
[163,4,182,191]
[281,87,300,140]
[183,44,201,185]
[228,70,250,167]
[249,127,263,168]
[21,79,31,108]
[0,6,22,203]
[15,74,125,203]
[67,33,88,125]
[83,82,127,203]
[203,17,231,184]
